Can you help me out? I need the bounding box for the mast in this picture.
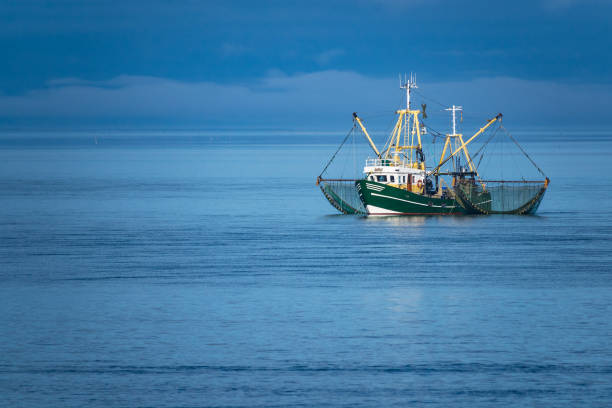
[395,73,422,169]
[444,105,462,171]
[399,74,417,156]
[431,113,503,176]
[446,105,462,138]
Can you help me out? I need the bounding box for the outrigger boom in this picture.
[352,112,380,158]
[429,113,503,177]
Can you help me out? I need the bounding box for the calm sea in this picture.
[1,130,611,407]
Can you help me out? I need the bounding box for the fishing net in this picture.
[454,180,548,214]
[317,121,385,215]
[452,125,549,214]
[318,179,366,214]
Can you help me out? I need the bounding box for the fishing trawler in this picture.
[317,75,549,215]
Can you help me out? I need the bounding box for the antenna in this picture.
[399,72,418,111]
[445,105,463,136]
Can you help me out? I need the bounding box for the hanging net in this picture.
[316,123,378,215]
[318,178,365,214]
[452,125,550,215]
[454,180,548,215]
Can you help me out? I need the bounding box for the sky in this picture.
[1,0,611,129]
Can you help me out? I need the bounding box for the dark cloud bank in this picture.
[1,71,610,129]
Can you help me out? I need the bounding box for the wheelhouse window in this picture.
[376,175,387,182]
[389,175,395,182]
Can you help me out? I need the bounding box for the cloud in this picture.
[0,71,392,126]
[315,49,345,65]
[0,70,611,127]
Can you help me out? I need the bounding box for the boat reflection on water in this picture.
[360,214,485,231]
[361,215,428,227]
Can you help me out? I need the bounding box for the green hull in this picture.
[356,180,465,215]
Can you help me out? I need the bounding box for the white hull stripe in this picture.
[366,183,384,191]
[370,192,456,209]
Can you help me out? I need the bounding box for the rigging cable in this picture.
[318,125,356,179]
[501,125,548,179]
[420,121,446,140]
[412,88,449,110]
[471,124,501,169]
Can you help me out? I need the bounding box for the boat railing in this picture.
[365,158,396,167]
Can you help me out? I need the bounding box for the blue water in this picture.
[1,130,612,407]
